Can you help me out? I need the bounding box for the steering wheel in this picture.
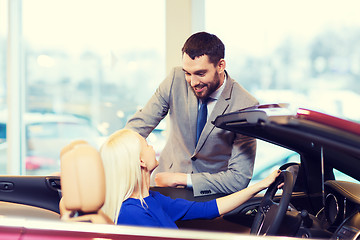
[250,170,294,236]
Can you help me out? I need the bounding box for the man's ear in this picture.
[217,59,226,73]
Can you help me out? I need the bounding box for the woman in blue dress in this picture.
[99,129,280,228]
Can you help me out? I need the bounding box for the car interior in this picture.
[0,148,358,239]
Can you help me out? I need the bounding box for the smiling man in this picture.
[125,32,259,196]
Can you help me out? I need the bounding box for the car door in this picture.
[0,175,61,216]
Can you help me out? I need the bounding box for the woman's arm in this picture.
[216,170,281,215]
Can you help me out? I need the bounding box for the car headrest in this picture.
[60,139,89,158]
[60,143,106,213]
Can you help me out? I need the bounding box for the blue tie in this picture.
[196,98,209,145]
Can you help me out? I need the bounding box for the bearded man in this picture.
[125,32,258,197]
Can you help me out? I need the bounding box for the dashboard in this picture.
[324,180,360,240]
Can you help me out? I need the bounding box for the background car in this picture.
[0,112,105,175]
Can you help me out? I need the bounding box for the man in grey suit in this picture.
[125,32,258,197]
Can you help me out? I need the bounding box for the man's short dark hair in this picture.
[182,32,225,66]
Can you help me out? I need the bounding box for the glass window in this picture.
[205,0,360,181]
[0,0,8,174]
[205,0,360,122]
[250,140,300,186]
[18,0,165,175]
[334,169,359,183]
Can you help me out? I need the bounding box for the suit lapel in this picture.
[195,72,233,152]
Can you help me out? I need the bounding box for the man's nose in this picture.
[190,76,200,87]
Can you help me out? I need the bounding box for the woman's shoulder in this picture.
[149,190,172,202]
[149,190,163,198]
[121,198,142,208]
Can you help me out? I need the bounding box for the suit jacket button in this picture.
[191,157,197,161]
[200,190,212,195]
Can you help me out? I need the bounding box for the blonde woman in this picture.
[100,129,281,228]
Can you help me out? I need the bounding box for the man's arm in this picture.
[191,135,256,196]
[125,69,175,137]
[155,134,256,196]
[154,172,188,187]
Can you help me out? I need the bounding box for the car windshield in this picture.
[252,140,359,189]
[333,169,359,183]
[250,140,300,185]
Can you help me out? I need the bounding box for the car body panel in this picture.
[0,216,301,240]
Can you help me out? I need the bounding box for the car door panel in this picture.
[0,176,61,213]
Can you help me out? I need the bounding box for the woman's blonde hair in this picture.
[100,129,145,223]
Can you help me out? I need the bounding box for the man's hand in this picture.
[154,172,187,188]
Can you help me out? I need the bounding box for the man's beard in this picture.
[192,71,221,100]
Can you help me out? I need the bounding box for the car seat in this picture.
[59,141,113,224]
[58,140,89,217]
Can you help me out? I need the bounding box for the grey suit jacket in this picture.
[125,67,258,196]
